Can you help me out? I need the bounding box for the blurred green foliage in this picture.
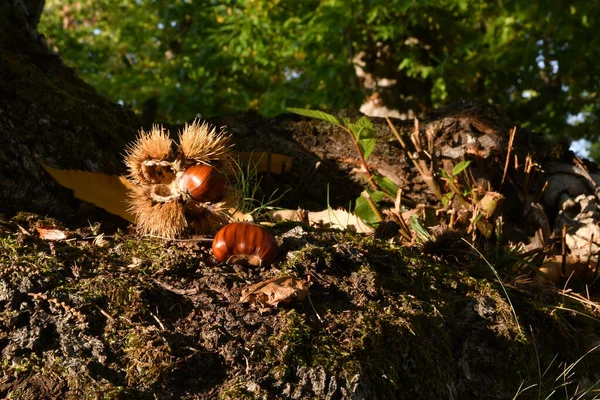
[40,0,599,153]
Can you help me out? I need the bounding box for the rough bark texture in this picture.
[0,0,139,218]
[1,1,599,399]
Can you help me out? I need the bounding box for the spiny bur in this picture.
[125,120,236,238]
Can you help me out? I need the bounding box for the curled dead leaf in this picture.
[36,227,67,241]
[240,276,310,312]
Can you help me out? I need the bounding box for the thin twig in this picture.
[386,117,444,201]
[535,181,548,204]
[393,189,414,241]
[307,293,324,323]
[561,225,567,279]
[340,125,378,190]
[98,307,115,322]
[500,126,517,190]
[151,312,166,330]
[362,191,384,222]
[385,116,409,148]
[153,279,198,296]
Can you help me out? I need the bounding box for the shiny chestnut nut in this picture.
[179,164,227,202]
[212,222,278,267]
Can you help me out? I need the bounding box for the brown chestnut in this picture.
[179,164,227,202]
[212,222,278,267]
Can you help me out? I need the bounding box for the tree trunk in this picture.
[0,0,140,218]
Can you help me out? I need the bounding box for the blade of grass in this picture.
[462,238,522,335]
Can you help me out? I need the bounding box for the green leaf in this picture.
[347,116,376,159]
[373,175,399,197]
[410,214,431,242]
[398,58,412,71]
[38,0,600,149]
[286,107,340,126]
[441,192,453,207]
[354,190,384,225]
[452,160,472,176]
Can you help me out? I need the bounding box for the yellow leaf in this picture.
[268,208,373,233]
[237,152,293,174]
[41,163,135,222]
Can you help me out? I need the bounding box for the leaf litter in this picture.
[240,275,311,312]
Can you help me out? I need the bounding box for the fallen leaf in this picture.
[40,163,135,222]
[237,152,293,174]
[537,255,598,284]
[41,154,289,224]
[240,276,310,311]
[268,208,373,233]
[36,227,67,241]
[229,208,254,222]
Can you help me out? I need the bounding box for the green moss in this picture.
[123,327,175,388]
[246,229,597,397]
[1,215,599,398]
[0,234,62,276]
[3,353,43,375]
[219,378,266,400]
[282,242,335,274]
[263,310,313,379]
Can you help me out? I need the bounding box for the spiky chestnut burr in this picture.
[125,125,174,185]
[124,120,236,238]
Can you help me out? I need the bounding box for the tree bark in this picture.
[0,0,140,218]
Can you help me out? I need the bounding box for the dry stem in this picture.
[386,117,444,201]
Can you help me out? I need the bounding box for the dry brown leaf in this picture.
[36,227,67,241]
[237,152,293,174]
[537,255,598,284]
[240,276,310,311]
[40,163,135,222]
[229,208,254,222]
[268,208,373,233]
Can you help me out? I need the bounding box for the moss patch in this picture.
[0,215,599,399]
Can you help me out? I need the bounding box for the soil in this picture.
[1,213,599,400]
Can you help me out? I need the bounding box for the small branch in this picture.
[386,116,409,149]
[153,279,198,296]
[340,125,378,190]
[98,307,115,322]
[500,126,517,191]
[151,311,166,331]
[362,191,384,222]
[307,293,324,323]
[561,225,567,279]
[386,117,444,201]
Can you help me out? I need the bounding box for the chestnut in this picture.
[179,164,227,202]
[212,222,278,267]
